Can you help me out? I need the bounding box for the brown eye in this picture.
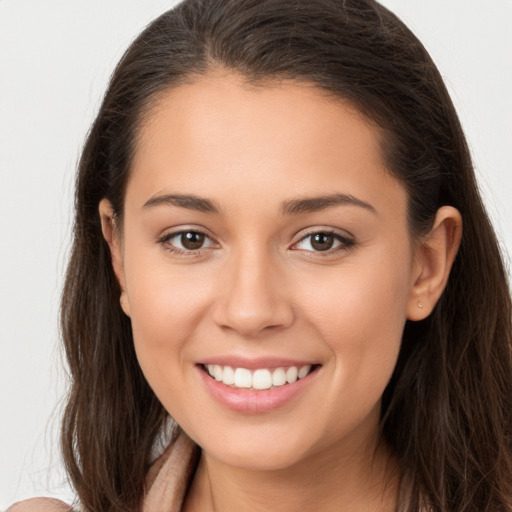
[159,230,215,253]
[180,231,206,250]
[293,230,354,254]
[310,233,334,251]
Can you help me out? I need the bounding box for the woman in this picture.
[9,0,512,510]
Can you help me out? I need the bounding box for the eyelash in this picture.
[157,229,356,257]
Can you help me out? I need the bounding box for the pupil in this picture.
[181,232,205,250]
[311,233,334,251]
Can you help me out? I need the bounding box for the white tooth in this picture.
[222,366,235,385]
[285,366,298,383]
[253,369,272,390]
[213,365,223,381]
[234,368,252,388]
[207,364,215,377]
[272,367,287,387]
[298,365,311,379]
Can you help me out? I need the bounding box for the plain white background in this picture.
[1,0,511,507]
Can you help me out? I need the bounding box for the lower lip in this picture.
[197,366,318,414]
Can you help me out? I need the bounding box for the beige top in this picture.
[6,431,199,512]
[143,430,200,511]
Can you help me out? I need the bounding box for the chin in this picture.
[190,422,325,471]
[209,443,310,472]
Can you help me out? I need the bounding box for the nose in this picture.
[212,246,295,337]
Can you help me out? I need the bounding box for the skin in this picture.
[100,72,462,512]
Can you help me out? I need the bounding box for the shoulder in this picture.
[6,498,73,512]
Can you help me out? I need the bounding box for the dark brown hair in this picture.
[61,0,512,510]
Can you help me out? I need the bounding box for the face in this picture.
[106,73,422,471]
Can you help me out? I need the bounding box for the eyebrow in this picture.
[142,194,221,213]
[280,193,376,216]
[141,192,376,216]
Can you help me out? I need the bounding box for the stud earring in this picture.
[418,301,424,309]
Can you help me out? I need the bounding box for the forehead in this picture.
[136,73,380,167]
[128,73,406,218]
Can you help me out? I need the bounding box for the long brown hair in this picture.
[61,1,512,510]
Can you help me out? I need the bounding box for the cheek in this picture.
[294,247,411,403]
[299,249,411,335]
[122,249,216,381]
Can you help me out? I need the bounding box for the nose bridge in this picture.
[213,240,293,335]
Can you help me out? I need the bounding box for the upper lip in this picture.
[198,356,319,370]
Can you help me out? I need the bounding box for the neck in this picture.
[184,436,400,512]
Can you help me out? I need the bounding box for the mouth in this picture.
[197,360,321,414]
[201,363,320,391]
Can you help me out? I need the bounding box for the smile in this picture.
[198,361,320,414]
[204,364,314,390]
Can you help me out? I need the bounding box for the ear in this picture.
[99,198,130,317]
[407,206,462,321]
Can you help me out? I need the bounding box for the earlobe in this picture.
[407,206,462,321]
[98,199,131,317]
